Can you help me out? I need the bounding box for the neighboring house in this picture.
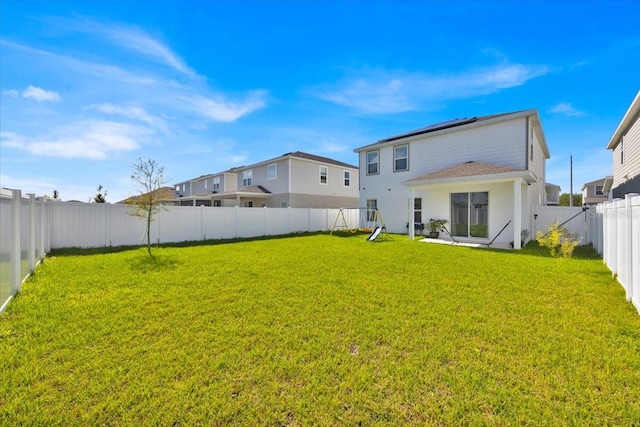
[545,183,561,206]
[354,110,550,249]
[605,90,640,198]
[174,151,359,209]
[582,178,610,206]
[174,168,241,206]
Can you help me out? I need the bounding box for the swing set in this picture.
[330,207,387,240]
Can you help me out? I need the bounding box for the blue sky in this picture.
[1,0,639,202]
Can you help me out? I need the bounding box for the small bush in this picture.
[536,222,580,258]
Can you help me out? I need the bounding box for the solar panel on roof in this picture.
[379,116,478,143]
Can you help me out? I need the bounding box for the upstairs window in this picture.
[242,170,252,187]
[621,138,624,164]
[320,166,328,184]
[204,180,208,189]
[595,185,604,196]
[213,176,220,191]
[394,145,408,172]
[268,163,277,180]
[367,150,379,175]
[344,170,351,187]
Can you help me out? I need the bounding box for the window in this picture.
[213,200,221,207]
[595,185,604,196]
[268,164,277,180]
[213,176,220,191]
[344,170,351,187]
[175,185,180,191]
[414,198,422,223]
[204,180,208,189]
[366,150,379,175]
[182,184,186,192]
[394,145,408,172]
[621,138,624,164]
[242,170,252,187]
[451,192,488,238]
[280,201,288,208]
[320,166,328,184]
[366,199,377,222]
[244,201,253,207]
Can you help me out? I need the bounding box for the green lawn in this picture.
[1,233,639,425]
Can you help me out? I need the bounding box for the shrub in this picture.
[536,222,580,258]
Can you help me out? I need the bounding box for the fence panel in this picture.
[0,190,50,313]
[596,193,639,314]
[533,205,589,243]
[0,197,11,309]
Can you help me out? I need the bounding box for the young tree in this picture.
[128,158,171,256]
[93,185,108,203]
[559,193,583,206]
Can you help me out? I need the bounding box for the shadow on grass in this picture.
[127,254,178,272]
[48,231,330,257]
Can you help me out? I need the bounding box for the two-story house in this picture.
[582,178,610,206]
[354,110,550,249]
[174,168,241,206]
[174,151,359,209]
[605,90,640,198]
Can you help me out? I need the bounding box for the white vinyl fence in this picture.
[49,203,353,248]
[0,189,51,313]
[532,205,591,244]
[593,193,640,314]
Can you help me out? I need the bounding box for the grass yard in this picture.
[1,233,639,425]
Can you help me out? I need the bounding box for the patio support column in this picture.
[408,187,415,240]
[513,179,522,249]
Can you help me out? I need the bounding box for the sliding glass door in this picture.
[451,192,488,238]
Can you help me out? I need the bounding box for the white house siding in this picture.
[289,159,358,200]
[611,112,640,191]
[358,117,530,233]
[404,181,526,246]
[528,118,546,207]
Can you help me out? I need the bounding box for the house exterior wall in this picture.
[289,159,358,200]
[228,155,358,208]
[528,117,546,207]
[611,111,640,196]
[404,180,530,246]
[357,115,544,234]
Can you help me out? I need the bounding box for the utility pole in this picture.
[570,155,573,207]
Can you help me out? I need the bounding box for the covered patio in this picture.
[403,161,537,249]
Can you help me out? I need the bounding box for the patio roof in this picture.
[403,161,535,186]
[176,185,272,201]
[213,185,272,199]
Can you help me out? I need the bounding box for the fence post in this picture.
[10,189,21,294]
[625,194,638,302]
[28,194,36,272]
[38,198,45,260]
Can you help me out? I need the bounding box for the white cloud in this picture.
[1,120,147,159]
[82,20,197,77]
[186,91,267,122]
[22,85,60,102]
[86,103,168,132]
[313,63,550,114]
[547,102,586,117]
